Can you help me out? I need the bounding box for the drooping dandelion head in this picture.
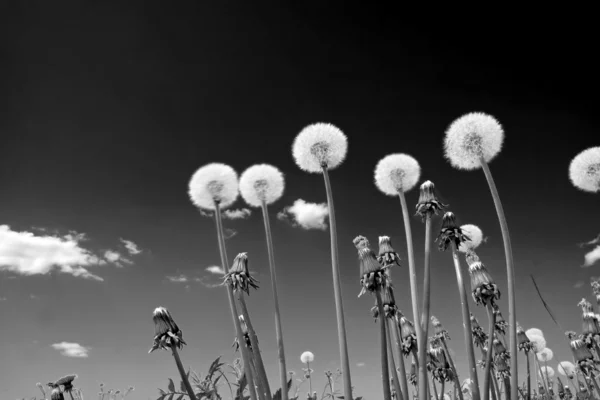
[53,375,78,393]
[374,153,421,195]
[415,180,447,220]
[431,315,451,341]
[444,112,505,170]
[188,163,239,210]
[529,334,547,353]
[558,361,576,377]
[301,351,315,364]
[149,306,186,353]
[517,323,533,352]
[537,348,554,362]
[292,123,348,173]
[357,244,388,297]
[239,164,285,207]
[437,212,470,251]
[223,252,259,295]
[470,313,488,348]
[465,250,500,306]
[377,236,401,268]
[569,147,600,193]
[458,224,484,253]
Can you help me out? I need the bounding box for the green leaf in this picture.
[180,379,187,393]
[167,394,174,400]
[159,389,167,396]
[168,379,176,393]
[176,395,184,400]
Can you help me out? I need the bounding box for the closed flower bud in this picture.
[53,375,77,394]
[397,311,417,356]
[465,250,500,306]
[223,253,259,295]
[517,323,533,352]
[371,286,398,320]
[437,212,470,251]
[470,313,488,348]
[353,235,370,250]
[431,316,451,341]
[149,306,186,353]
[415,181,447,220]
[357,243,389,297]
[569,336,597,376]
[493,306,508,335]
[377,236,401,268]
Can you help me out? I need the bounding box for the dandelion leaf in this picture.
[176,396,184,400]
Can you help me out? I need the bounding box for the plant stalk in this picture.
[387,317,404,400]
[391,318,410,400]
[483,304,497,400]
[420,215,433,400]
[171,345,197,400]
[440,338,465,400]
[525,352,531,400]
[376,291,393,400]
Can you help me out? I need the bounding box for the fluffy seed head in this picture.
[239,164,285,207]
[292,123,348,173]
[374,154,421,195]
[569,147,600,193]
[537,348,554,362]
[444,112,505,170]
[526,328,544,338]
[529,334,547,353]
[539,366,555,379]
[188,163,239,210]
[301,351,315,363]
[458,224,484,253]
[558,361,576,377]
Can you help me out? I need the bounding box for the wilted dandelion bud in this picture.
[149,306,186,353]
[444,112,504,170]
[458,224,484,253]
[537,348,554,362]
[569,336,597,375]
[223,252,259,295]
[377,236,401,268]
[529,334,547,353]
[397,310,417,356]
[577,299,600,344]
[493,335,508,360]
[493,306,508,335]
[465,250,500,306]
[301,351,315,364]
[415,180,447,221]
[353,235,370,250]
[292,123,348,173]
[437,212,470,251]
[188,163,239,210]
[470,313,488,348]
[239,164,285,207]
[494,350,511,379]
[374,153,421,196]
[409,362,417,386]
[357,243,389,297]
[50,386,64,400]
[569,147,600,193]
[429,345,454,383]
[371,286,398,321]
[517,323,533,352]
[558,361,576,379]
[54,375,77,394]
[431,316,451,341]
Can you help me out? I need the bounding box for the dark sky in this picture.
[1,3,598,400]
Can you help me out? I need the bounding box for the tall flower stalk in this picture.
[375,153,424,400]
[188,163,258,400]
[437,212,480,400]
[431,316,464,400]
[240,164,288,400]
[293,123,352,399]
[444,112,518,400]
[517,324,533,400]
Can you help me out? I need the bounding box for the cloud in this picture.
[0,297,6,301]
[224,228,237,240]
[30,294,38,299]
[195,276,222,288]
[120,239,142,255]
[51,342,90,358]
[103,250,132,268]
[277,199,329,230]
[223,208,252,220]
[583,246,600,267]
[206,266,225,275]
[574,281,585,289]
[166,274,188,283]
[356,362,366,367]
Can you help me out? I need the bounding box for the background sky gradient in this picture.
[1,3,598,400]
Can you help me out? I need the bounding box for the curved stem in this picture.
[171,345,197,400]
[420,216,433,400]
[440,339,464,400]
[387,317,404,400]
[491,367,500,400]
[534,355,548,398]
[480,158,517,400]
[322,167,353,399]
[397,191,425,400]
[451,244,481,400]
[392,317,410,400]
[261,202,288,400]
[483,304,497,400]
[214,203,259,400]
[526,352,531,400]
[432,378,440,400]
[377,292,393,400]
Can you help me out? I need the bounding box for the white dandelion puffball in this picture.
[558,361,576,376]
[526,328,544,338]
[300,351,314,364]
[539,366,555,379]
[188,163,239,210]
[569,147,600,193]
[292,123,348,173]
[528,334,547,353]
[444,112,505,170]
[458,224,484,253]
[239,164,285,207]
[537,348,554,362]
[374,154,421,195]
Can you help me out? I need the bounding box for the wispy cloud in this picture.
[206,266,225,275]
[223,208,252,220]
[224,228,237,240]
[583,246,600,267]
[30,294,38,300]
[120,239,142,255]
[195,276,222,289]
[0,297,6,301]
[51,342,90,358]
[356,362,366,367]
[103,250,133,268]
[277,199,329,230]
[166,274,188,283]
[574,281,585,289]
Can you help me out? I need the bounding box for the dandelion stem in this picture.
[479,157,517,400]
[321,166,353,400]
[386,321,403,400]
[432,377,440,400]
[440,338,464,400]
[390,318,410,400]
[534,356,548,398]
[307,361,313,394]
[525,352,531,400]
[376,292,393,400]
[489,370,498,400]
[170,345,196,400]
[420,215,433,400]
[590,376,600,400]
[450,243,481,400]
[397,191,425,400]
[261,201,288,400]
[483,304,497,400]
[214,202,259,400]
[442,381,446,400]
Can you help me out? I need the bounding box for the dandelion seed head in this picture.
[292,123,348,173]
[444,112,504,170]
[458,224,484,253]
[529,334,547,353]
[569,147,600,193]
[188,163,239,210]
[239,164,285,207]
[374,154,421,195]
[558,361,576,376]
[301,351,315,363]
[537,348,554,362]
[539,366,555,379]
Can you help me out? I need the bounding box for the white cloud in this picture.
[166,274,188,283]
[583,246,600,267]
[278,199,329,230]
[224,228,237,240]
[120,239,142,255]
[51,342,90,358]
[574,281,585,289]
[30,294,38,299]
[206,266,225,275]
[223,208,252,220]
[356,362,366,367]
[103,250,132,268]
[0,297,6,301]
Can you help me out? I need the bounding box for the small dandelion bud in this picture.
[377,236,401,268]
[397,310,417,356]
[223,252,259,295]
[458,224,484,253]
[470,313,488,348]
[353,235,370,250]
[149,306,186,353]
[188,163,239,210]
[529,334,547,353]
[374,153,421,196]
[431,316,451,341]
[465,250,500,306]
[415,180,447,220]
[301,351,315,364]
[357,245,388,297]
[537,348,554,362]
[292,123,348,173]
[444,112,505,171]
[239,164,285,207]
[569,336,597,375]
[437,212,470,251]
[517,323,533,352]
[493,306,508,335]
[569,147,600,193]
[371,287,398,320]
[409,363,417,386]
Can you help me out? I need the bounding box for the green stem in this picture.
[420,216,433,400]
[391,317,410,400]
[440,339,464,400]
[307,361,312,394]
[450,243,481,400]
[387,317,404,400]
[322,166,353,400]
[526,352,531,400]
[534,355,548,397]
[214,202,259,400]
[171,345,197,400]
[377,292,393,400]
[238,293,273,400]
[489,370,497,400]
[261,202,288,400]
[480,158,517,400]
[491,367,500,400]
[432,377,440,400]
[590,376,600,400]
[397,191,425,400]
[483,304,497,400]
